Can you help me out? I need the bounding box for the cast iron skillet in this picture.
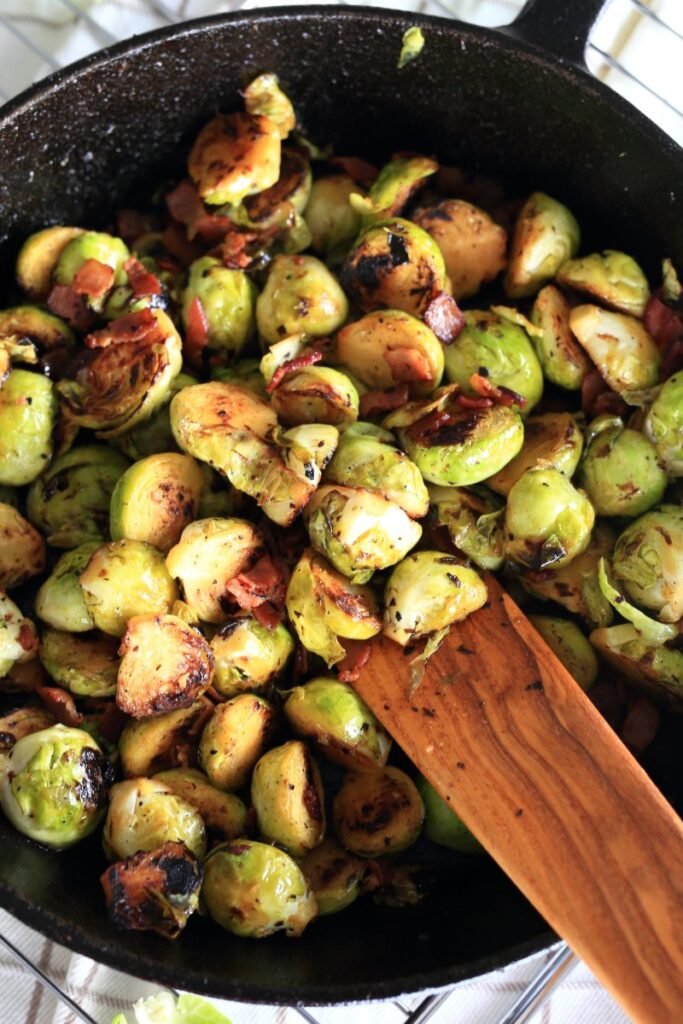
[0,0,681,1005]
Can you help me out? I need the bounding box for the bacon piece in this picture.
[84,307,161,349]
[644,295,682,353]
[161,223,204,268]
[423,292,465,344]
[225,554,287,625]
[581,368,627,419]
[72,259,115,301]
[359,383,410,418]
[184,296,210,367]
[455,393,493,409]
[165,179,232,243]
[252,602,282,629]
[383,347,433,383]
[337,639,372,683]
[468,372,526,408]
[216,229,259,269]
[117,209,151,243]
[17,623,38,656]
[37,686,83,727]
[93,701,129,745]
[265,348,324,393]
[47,284,95,332]
[124,256,162,297]
[329,156,379,186]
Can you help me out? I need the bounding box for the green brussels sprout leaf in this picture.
[597,558,677,647]
[398,26,425,68]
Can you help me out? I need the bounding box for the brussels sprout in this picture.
[0,592,38,677]
[414,199,507,300]
[596,557,676,647]
[103,777,207,861]
[210,616,294,698]
[286,549,382,665]
[284,677,391,771]
[154,767,248,840]
[428,486,505,571]
[27,444,129,549]
[212,359,266,397]
[568,305,659,395]
[79,539,178,637]
[336,309,444,398]
[341,217,447,316]
[304,175,363,261]
[0,706,55,751]
[505,468,595,571]
[270,365,359,428]
[165,518,263,623]
[589,624,683,709]
[343,420,396,444]
[0,305,74,368]
[110,452,204,553]
[325,432,429,518]
[0,503,45,590]
[118,699,210,778]
[1,725,112,848]
[556,250,650,318]
[644,371,683,477]
[332,766,424,856]
[39,628,119,698]
[305,485,422,584]
[15,225,85,300]
[199,694,278,791]
[299,838,365,915]
[113,372,198,462]
[383,552,488,646]
[528,615,598,691]
[181,257,257,361]
[54,231,130,304]
[256,254,349,346]
[117,613,214,718]
[0,369,56,486]
[241,149,312,236]
[351,154,437,224]
[529,285,592,390]
[416,775,483,853]
[243,72,295,139]
[611,506,683,623]
[488,412,583,497]
[251,740,325,856]
[577,416,667,518]
[444,310,543,414]
[188,112,281,205]
[504,192,580,298]
[202,840,317,938]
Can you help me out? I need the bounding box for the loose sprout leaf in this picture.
[130,991,232,1024]
[408,624,450,697]
[597,558,677,646]
[398,26,425,69]
[490,304,544,339]
[661,257,682,305]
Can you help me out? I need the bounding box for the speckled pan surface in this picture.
[0,3,681,1006]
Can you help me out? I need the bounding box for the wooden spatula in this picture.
[352,573,683,1024]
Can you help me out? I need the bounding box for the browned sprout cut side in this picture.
[332,766,424,856]
[251,739,326,856]
[414,199,507,300]
[199,694,278,791]
[188,112,281,206]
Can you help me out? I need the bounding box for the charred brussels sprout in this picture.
[0,305,74,369]
[34,543,99,632]
[39,628,119,698]
[351,154,437,225]
[270,365,359,428]
[568,305,659,395]
[110,452,204,553]
[416,775,482,853]
[54,230,130,301]
[488,412,583,496]
[644,371,683,477]
[383,552,488,646]
[181,257,257,361]
[103,777,207,861]
[210,617,294,698]
[199,694,278,791]
[530,285,592,390]
[332,766,424,856]
[1,725,112,848]
[589,624,683,709]
[578,416,667,518]
[341,217,447,316]
[251,740,325,856]
[202,840,317,938]
[528,615,598,691]
[304,175,363,261]
[0,370,56,486]
[284,677,391,771]
[243,72,295,139]
[79,539,178,637]
[256,254,348,345]
[504,192,579,298]
[611,506,683,623]
[428,486,504,571]
[299,838,365,915]
[414,199,507,300]
[556,250,650,318]
[154,767,248,840]
[505,468,595,570]
[0,503,45,590]
[16,225,85,300]
[171,381,277,472]
[0,592,38,677]
[305,485,422,584]
[188,112,281,205]
[325,432,428,518]
[118,700,210,778]
[336,309,444,397]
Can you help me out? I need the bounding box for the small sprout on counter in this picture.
[504,191,580,298]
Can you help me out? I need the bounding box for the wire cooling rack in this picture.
[0,1,680,1022]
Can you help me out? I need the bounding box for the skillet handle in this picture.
[504,0,607,67]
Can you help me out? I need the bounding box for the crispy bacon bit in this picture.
[161,223,204,268]
[265,349,324,393]
[359,383,410,418]
[329,156,379,186]
[165,179,233,243]
[225,554,287,626]
[184,296,210,367]
[84,307,161,349]
[216,229,259,269]
[644,295,683,378]
[117,209,151,243]
[252,602,282,629]
[455,394,493,409]
[423,292,465,344]
[384,347,433,383]
[37,686,83,727]
[17,623,38,655]
[468,372,526,408]
[47,284,95,331]
[73,259,115,300]
[337,639,372,682]
[581,368,627,419]
[124,256,162,297]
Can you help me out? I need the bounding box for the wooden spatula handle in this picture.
[353,575,683,1024]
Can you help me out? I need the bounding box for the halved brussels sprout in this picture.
[568,305,659,395]
[113,371,198,462]
[1,725,112,848]
[336,309,444,398]
[39,628,119,698]
[15,225,85,300]
[351,154,437,224]
[165,518,263,623]
[416,775,483,853]
[611,506,683,623]
[644,371,683,477]
[341,218,447,316]
[202,840,317,938]
[589,624,683,709]
[242,148,312,235]
[528,615,598,691]
[414,199,507,300]
[0,706,54,750]
[243,72,295,139]
[0,503,45,590]
[596,557,676,647]
[0,592,38,677]
[299,838,365,915]
[79,539,178,637]
[577,416,667,518]
[154,767,248,840]
[118,699,211,778]
[530,285,592,390]
[284,677,391,771]
[210,617,294,698]
[103,777,207,861]
[54,230,130,302]
[256,254,349,346]
[181,257,257,361]
[444,310,543,414]
[0,305,75,369]
[505,468,595,571]
[325,432,429,518]
[188,112,281,205]
[429,485,505,571]
[304,175,363,261]
[270,365,359,428]
[110,452,204,553]
[117,613,214,718]
[199,694,278,791]
[305,485,422,584]
[0,369,56,486]
[27,444,129,549]
[383,552,488,646]
[556,250,650,318]
[487,412,584,496]
[251,739,325,856]
[504,192,580,298]
[332,766,424,856]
